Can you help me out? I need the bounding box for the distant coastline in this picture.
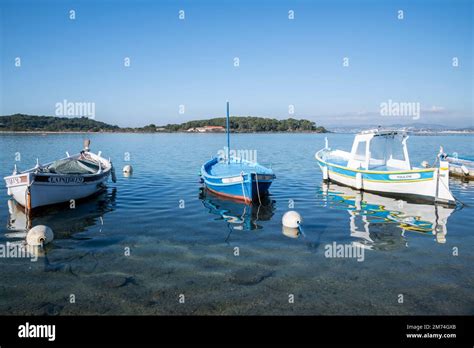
[0,114,328,134]
[1,114,471,135]
[328,124,474,135]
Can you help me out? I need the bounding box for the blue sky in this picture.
[1,0,472,127]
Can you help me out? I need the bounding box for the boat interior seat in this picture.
[208,159,272,177]
[327,157,348,166]
[210,161,257,176]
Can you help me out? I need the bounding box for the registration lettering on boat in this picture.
[48,176,84,184]
[222,176,243,184]
[6,175,28,186]
[388,173,421,180]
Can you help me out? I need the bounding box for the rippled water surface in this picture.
[0,133,473,315]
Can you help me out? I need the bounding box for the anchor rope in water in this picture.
[254,172,262,206]
[255,204,261,228]
[23,176,36,215]
[240,172,247,203]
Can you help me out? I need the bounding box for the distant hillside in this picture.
[0,114,120,132]
[163,116,327,133]
[0,114,328,133]
[328,123,474,134]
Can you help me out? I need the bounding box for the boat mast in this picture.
[226,101,230,164]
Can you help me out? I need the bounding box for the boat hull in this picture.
[315,150,455,204]
[205,177,253,204]
[4,153,112,211]
[5,171,110,209]
[201,158,274,204]
[449,165,474,180]
[204,173,273,204]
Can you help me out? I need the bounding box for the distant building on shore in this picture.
[187,126,225,133]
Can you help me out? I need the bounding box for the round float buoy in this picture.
[282,211,302,229]
[421,161,429,168]
[26,225,54,246]
[123,165,133,175]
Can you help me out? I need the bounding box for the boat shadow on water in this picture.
[5,188,117,240]
[199,187,275,237]
[318,182,457,251]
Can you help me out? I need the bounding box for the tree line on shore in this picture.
[0,114,119,132]
[0,114,328,133]
[162,116,327,133]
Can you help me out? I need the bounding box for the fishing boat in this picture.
[315,129,456,205]
[200,102,275,204]
[439,152,474,180]
[4,140,116,210]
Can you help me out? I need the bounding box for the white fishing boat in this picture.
[315,129,456,205]
[4,140,116,210]
[438,152,474,180]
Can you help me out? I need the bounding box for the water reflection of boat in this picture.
[319,182,455,249]
[5,188,116,240]
[199,188,275,232]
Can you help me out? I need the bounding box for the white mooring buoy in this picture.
[282,211,302,229]
[122,164,133,178]
[26,225,54,246]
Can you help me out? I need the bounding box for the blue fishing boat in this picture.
[200,102,275,204]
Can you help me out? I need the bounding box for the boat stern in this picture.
[435,160,456,204]
[4,172,33,207]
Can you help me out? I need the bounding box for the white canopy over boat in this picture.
[315,129,456,204]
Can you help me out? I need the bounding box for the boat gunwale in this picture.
[3,151,112,181]
[315,149,440,175]
[200,157,274,181]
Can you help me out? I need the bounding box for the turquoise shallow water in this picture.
[0,133,473,315]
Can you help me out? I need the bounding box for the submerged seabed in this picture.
[0,133,473,315]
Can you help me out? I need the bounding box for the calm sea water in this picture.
[0,133,473,315]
